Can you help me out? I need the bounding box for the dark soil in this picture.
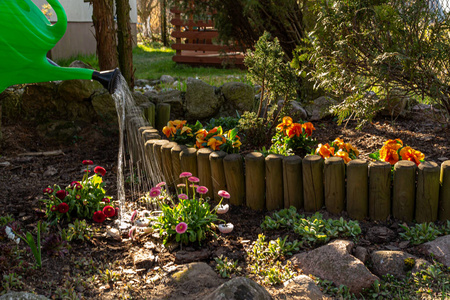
[0,111,449,299]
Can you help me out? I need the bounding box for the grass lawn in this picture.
[55,43,248,88]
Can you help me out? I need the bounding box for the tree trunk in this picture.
[92,0,118,71]
[160,0,168,46]
[116,0,135,89]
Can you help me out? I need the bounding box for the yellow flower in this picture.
[162,126,173,138]
[232,139,242,148]
[276,116,293,134]
[169,120,186,129]
[315,143,335,159]
[180,126,192,135]
[383,139,403,151]
[399,146,425,166]
[335,149,351,163]
[207,136,225,150]
[333,138,345,149]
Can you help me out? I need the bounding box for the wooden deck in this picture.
[170,7,246,67]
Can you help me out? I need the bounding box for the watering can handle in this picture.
[46,0,68,43]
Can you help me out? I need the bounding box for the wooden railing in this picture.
[170,7,245,67]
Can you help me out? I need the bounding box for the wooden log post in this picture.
[347,159,369,220]
[180,148,198,177]
[393,161,417,222]
[416,161,440,223]
[324,157,345,215]
[223,154,245,206]
[144,139,162,180]
[210,151,227,201]
[439,160,450,221]
[265,154,284,211]
[142,102,156,126]
[161,142,177,189]
[283,156,303,209]
[171,144,187,188]
[141,127,159,141]
[197,148,214,198]
[369,161,392,221]
[156,103,170,131]
[302,155,324,212]
[153,140,169,179]
[245,152,265,210]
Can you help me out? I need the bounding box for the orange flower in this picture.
[399,146,425,165]
[302,122,315,137]
[383,139,403,151]
[315,143,335,159]
[344,143,359,157]
[286,123,303,138]
[169,120,186,129]
[380,146,400,165]
[333,138,345,149]
[207,136,225,150]
[180,126,192,135]
[162,126,173,138]
[276,116,293,134]
[335,149,351,163]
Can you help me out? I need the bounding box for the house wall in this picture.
[31,0,138,60]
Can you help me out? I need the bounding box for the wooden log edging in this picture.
[134,124,450,222]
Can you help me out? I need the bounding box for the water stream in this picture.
[111,75,165,229]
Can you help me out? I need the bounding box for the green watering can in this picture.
[0,0,120,94]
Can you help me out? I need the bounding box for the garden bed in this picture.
[0,112,449,299]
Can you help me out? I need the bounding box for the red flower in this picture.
[50,205,57,212]
[102,205,116,218]
[115,207,120,217]
[93,211,106,223]
[82,160,94,165]
[70,181,80,188]
[75,184,83,190]
[57,202,69,214]
[94,166,106,176]
[55,190,68,200]
[102,198,110,203]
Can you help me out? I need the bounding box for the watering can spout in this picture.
[92,68,122,94]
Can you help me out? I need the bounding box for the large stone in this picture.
[204,277,272,300]
[220,82,254,115]
[132,248,157,269]
[21,82,59,121]
[58,79,104,103]
[304,96,338,121]
[160,75,175,84]
[171,262,223,290]
[175,249,211,264]
[91,91,117,123]
[0,292,48,300]
[290,240,379,294]
[281,275,327,300]
[133,91,150,106]
[417,235,450,267]
[366,226,396,244]
[185,78,222,121]
[159,90,184,119]
[371,250,430,278]
[0,88,24,120]
[277,100,308,121]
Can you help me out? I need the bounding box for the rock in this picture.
[175,248,210,264]
[171,262,223,289]
[132,248,157,269]
[304,96,338,121]
[278,100,308,121]
[91,91,117,123]
[133,91,150,106]
[204,277,272,300]
[0,292,49,300]
[379,89,409,117]
[135,79,150,86]
[220,82,254,115]
[1,88,24,119]
[417,235,450,267]
[282,275,327,300]
[160,75,175,84]
[106,228,121,241]
[185,78,222,121]
[21,82,59,122]
[354,246,369,263]
[371,250,429,278]
[159,90,184,119]
[58,79,103,102]
[366,226,396,244]
[290,240,378,294]
[43,166,58,177]
[69,60,94,69]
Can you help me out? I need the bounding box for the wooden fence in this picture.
[126,111,450,223]
[170,7,245,67]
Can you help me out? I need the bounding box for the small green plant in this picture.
[15,221,42,268]
[261,207,361,246]
[404,257,416,272]
[247,234,298,285]
[0,214,15,226]
[214,255,241,278]
[314,277,353,299]
[399,223,445,245]
[62,219,93,242]
[2,273,23,291]
[205,117,240,132]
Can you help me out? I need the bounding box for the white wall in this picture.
[31,0,138,23]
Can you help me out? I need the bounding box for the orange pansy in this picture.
[380,146,400,165]
[302,122,316,137]
[335,149,351,163]
[287,123,303,138]
[399,146,425,166]
[316,143,335,159]
[276,116,293,133]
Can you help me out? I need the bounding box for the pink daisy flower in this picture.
[176,222,188,234]
[178,193,188,200]
[196,186,208,195]
[149,188,161,198]
[179,172,192,178]
[218,190,231,199]
[156,182,166,188]
[188,176,200,183]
